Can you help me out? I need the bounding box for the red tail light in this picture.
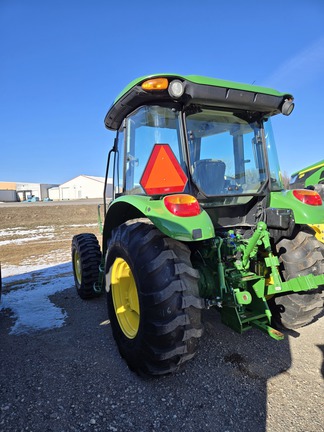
[292,189,322,206]
[164,194,201,217]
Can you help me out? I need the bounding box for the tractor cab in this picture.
[104,75,291,208]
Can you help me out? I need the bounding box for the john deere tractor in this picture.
[72,74,324,376]
[290,160,324,199]
[289,160,324,243]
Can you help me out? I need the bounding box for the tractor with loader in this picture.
[72,74,324,376]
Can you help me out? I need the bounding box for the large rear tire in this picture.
[105,218,203,376]
[71,233,102,299]
[272,230,324,329]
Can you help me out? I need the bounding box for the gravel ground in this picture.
[0,202,323,432]
[1,284,323,432]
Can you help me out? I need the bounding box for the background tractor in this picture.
[290,160,324,199]
[289,160,324,243]
[72,74,324,376]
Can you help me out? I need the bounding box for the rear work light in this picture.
[292,189,322,206]
[164,194,201,217]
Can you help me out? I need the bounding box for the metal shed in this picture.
[49,175,112,201]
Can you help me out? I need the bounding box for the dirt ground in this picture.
[0,201,103,268]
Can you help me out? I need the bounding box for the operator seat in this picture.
[192,159,226,195]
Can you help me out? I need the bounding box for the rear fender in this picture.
[269,190,324,224]
[102,195,215,254]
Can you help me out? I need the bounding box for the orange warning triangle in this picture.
[140,144,187,195]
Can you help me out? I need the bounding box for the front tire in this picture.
[71,233,102,299]
[272,230,324,329]
[105,218,203,376]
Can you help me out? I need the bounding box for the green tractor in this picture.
[290,160,324,199]
[289,160,324,243]
[72,74,324,376]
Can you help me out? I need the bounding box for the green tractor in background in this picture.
[289,160,324,243]
[72,74,324,376]
[290,160,324,198]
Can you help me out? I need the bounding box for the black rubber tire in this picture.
[105,218,204,376]
[272,230,324,329]
[71,233,102,299]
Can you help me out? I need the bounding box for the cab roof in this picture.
[291,160,324,176]
[105,73,293,130]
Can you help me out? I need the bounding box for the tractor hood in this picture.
[105,74,293,131]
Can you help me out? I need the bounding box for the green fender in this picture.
[269,190,324,224]
[102,195,215,252]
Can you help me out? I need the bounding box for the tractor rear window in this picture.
[185,109,283,196]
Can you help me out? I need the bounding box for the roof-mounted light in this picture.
[141,78,168,91]
[168,79,184,98]
[281,98,294,116]
[293,189,322,206]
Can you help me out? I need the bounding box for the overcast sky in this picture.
[1,0,324,184]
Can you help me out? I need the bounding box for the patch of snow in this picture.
[0,227,55,237]
[0,226,56,246]
[0,227,25,236]
[0,262,73,335]
[0,234,56,246]
[18,250,71,268]
[0,225,98,246]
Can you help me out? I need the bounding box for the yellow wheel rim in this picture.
[309,224,324,244]
[111,257,140,339]
[74,250,82,284]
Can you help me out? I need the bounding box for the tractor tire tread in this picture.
[273,231,324,329]
[71,233,101,299]
[106,218,203,376]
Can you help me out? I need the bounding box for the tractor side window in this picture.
[125,106,182,194]
[263,119,284,191]
[320,169,324,183]
[106,129,125,200]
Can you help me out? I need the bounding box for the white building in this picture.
[16,182,58,201]
[0,181,58,202]
[48,175,112,201]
